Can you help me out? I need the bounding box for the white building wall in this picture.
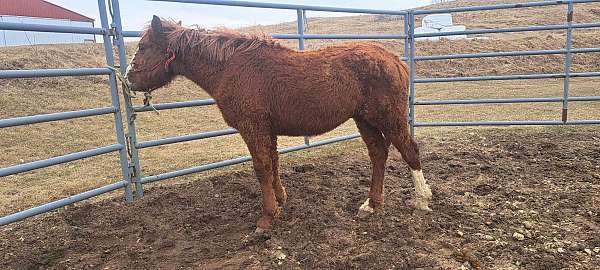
[422,14,453,30]
[0,16,94,47]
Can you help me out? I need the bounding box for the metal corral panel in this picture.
[415,26,440,41]
[0,16,95,46]
[440,25,467,40]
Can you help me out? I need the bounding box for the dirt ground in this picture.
[1,128,599,270]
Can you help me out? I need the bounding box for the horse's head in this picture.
[125,16,180,92]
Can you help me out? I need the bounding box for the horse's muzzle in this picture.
[128,81,154,93]
[124,76,142,92]
[126,81,139,92]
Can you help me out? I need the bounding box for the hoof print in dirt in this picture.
[292,164,316,173]
[242,230,272,246]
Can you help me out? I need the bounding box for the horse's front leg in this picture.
[270,136,287,206]
[241,131,279,233]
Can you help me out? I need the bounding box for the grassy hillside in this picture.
[0,0,599,216]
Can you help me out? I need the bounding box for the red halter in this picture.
[147,48,177,72]
[136,47,176,73]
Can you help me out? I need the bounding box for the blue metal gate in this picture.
[1,0,599,226]
[0,0,134,225]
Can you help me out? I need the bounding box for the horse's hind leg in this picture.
[354,117,391,218]
[384,122,432,212]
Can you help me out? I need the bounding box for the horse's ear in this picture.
[151,15,165,41]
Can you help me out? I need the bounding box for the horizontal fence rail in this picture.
[0,107,117,128]
[415,96,600,105]
[122,31,407,40]
[0,68,112,79]
[136,128,239,149]
[415,72,600,83]
[0,144,123,177]
[0,21,107,35]
[414,72,600,83]
[0,181,128,226]
[271,34,407,40]
[413,0,599,15]
[415,47,600,61]
[415,120,600,127]
[2,0,600,227]
[132,99,216,112]
[413,22,600,38]
[148,0,408,15]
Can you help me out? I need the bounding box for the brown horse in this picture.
[126,16,433,233]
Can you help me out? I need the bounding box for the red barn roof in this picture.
[0,0,94,22]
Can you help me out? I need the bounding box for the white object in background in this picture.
[422,14,453,30]
[414,26,440,41]
[440,25,467,40]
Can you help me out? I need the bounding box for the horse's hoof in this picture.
[256,216,274,235]
[255,227,268,235]
[254,226,272,239]
[242,228,271,246]
[406,198,432,212]
[357,198,375,219]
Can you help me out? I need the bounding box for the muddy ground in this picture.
[1,129,599,269]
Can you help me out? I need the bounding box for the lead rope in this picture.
[107,66,160,115]
[143,92,160,115]
[106,66,136,99]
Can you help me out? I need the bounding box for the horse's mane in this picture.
[147,20,288,64]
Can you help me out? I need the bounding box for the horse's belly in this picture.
[272,108,353,136]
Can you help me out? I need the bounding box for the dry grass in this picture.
[1,0,599,216]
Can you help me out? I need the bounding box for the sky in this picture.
[47,0,432,30]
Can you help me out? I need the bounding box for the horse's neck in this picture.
[177,56,224,95]
[176,42,286,96]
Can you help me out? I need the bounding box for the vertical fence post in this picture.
[109,0,145,198]
[297,9,310,145]
[97,0,133,202]
[562,1,574,123]
[408,11,417,136]
[296,9,305,51]
[403,14,409,64]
